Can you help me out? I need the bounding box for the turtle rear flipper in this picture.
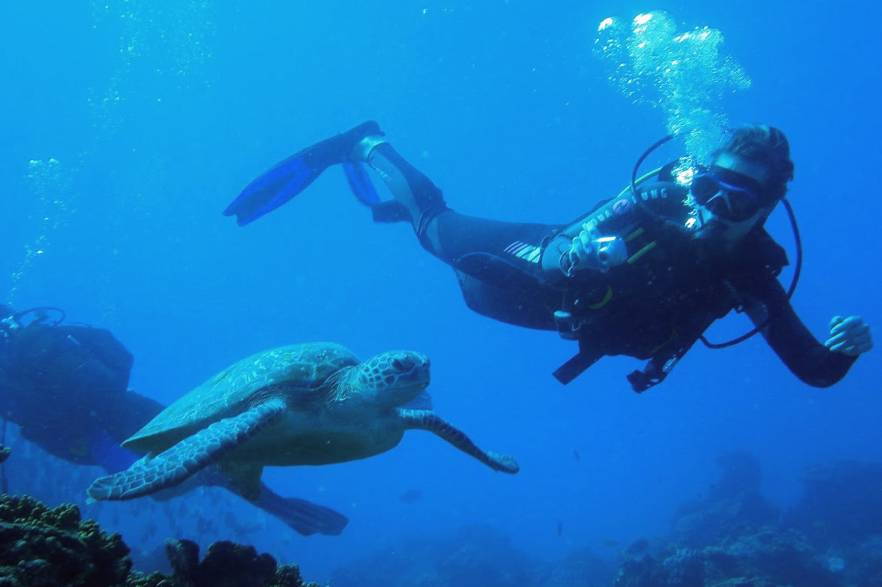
[397,409,519,474]
[217,465,350,536]
[88,398,286,501]
[255,484,349,536]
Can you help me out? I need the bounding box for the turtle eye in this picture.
[392,358,411,372]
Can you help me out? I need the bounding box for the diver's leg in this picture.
[355,138,449,251]
[356,138,558,277]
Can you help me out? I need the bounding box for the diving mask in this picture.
[690,167,769,222]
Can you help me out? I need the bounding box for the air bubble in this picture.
[594,10,750,162]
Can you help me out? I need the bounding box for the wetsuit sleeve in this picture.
[739,274,856,387]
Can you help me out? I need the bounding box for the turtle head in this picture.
[345,350,430,409]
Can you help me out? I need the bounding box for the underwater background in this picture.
[2,1,881,584]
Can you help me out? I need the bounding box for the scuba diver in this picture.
[224,123,873,391]
[0,304,347,535]
[0,303,139,458]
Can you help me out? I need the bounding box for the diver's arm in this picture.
[540,227,628,280]
[539,182,681,282]
[740,275,857,387]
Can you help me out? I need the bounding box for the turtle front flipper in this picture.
[397,408,519,474]
[87,398,286,501]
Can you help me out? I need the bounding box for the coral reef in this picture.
[615,454,882,586]
[787,460,882,548]
[332,524,614,587]
[331,524,538,587]
[131,538,312,587]
[0,493,316,587]
[129,542,173,576]
[614,528,838,587]
[538,546,614,587]
[785,460,882,586]
[670,451,778,548]
[0,494,132,586]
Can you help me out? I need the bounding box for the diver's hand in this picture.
[824,315,873,357]
[561,226,627,276]
[563,229,599,275]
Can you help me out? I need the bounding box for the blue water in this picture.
[2,1,881,583]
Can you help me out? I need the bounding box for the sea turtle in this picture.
[87,342,518,501]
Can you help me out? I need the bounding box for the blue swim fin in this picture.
[224,121,382,226]
[224,153,322,226]
[342,161,381,207]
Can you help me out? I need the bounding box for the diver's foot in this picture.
[307,120,384,168]
[353,137,449,236]
[352,133,390,162]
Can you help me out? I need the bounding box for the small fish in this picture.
[572,449,581,462]
[556,520,563,536]
[399,488,423,504]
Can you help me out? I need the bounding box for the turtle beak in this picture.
[381,351,430,407]
[391,352,430,388]
[393,352,428,372]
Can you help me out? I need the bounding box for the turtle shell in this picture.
[124,342,358,453]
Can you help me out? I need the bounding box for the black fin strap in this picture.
[553,342,603,385]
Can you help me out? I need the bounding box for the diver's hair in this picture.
[717,125,794,200]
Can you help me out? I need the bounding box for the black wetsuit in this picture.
[0,317,159,464]
[365,146,856,390]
